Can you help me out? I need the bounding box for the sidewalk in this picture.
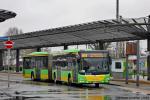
[112,79,150,85]
[110,79,150,95]
[0,70,22,75]
[112,75,150,85]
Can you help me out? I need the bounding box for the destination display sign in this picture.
[81,53,107,58]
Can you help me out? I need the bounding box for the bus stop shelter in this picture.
[0,9,16,22]
[0,14,149,80]
[0,17,149,49]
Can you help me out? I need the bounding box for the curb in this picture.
[0,71,22,75]
[111,79,150,85]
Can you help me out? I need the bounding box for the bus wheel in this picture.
[95,83,99,88]
[68,74,72,86]
[54,73,56,83]
[31,72,34,81]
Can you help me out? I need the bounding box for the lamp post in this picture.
[116,0,119,21]
[136,40,140,86]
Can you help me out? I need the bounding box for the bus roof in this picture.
[64,49,109,53]
[28,52,49,56]
[24,49,109,57]
[64,49,80,53]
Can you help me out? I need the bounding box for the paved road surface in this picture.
[0,72,149,100]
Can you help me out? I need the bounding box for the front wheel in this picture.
[54,73,57,83]
[31,72,34,81]
[68,74,72,86]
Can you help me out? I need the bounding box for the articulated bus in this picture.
[23,49,111,87]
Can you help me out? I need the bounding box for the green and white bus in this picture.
[23,49,111,87]
[23,52,49,80]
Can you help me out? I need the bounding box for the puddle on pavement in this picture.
[1,81,149,100]
[3,87,149,100]
[4,95,150,100]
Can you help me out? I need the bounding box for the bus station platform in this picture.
[110,79,150,95]
[0,71,149,95]
[112,79,150,85]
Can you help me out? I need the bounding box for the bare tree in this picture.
[5,27,23,36]
[88,42,111,50]
[3,27,23,71]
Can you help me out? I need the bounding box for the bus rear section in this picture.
[23,52,50,81]
[23,57,33,79]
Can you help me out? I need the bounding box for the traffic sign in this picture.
[4,40,14,49]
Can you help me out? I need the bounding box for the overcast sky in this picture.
[0,0,149,48]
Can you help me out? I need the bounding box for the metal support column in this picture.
[126,55,128,84]
[136,40,140,86]
[147,15,150,80]
[0,50,3,70]
[116,0,119,21]
[98,41,104,50]
[64,45,68,50]
[16,49,20,72]
[36,48,41,52]
[147,39,150,80]
[77,45,78,49]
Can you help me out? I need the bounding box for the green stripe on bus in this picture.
[41,69,48,74]
[61,70,72,77]
[24,69,33,74]
[64,49,80,53]
[29,52,48,55]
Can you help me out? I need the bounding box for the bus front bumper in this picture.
[78,74,110,84]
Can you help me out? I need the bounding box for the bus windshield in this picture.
[80,58,109,75]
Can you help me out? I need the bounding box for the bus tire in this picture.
[68,74,72,86]
[54,73,56,83]
[31,72,34,81]
[95,83,99,88]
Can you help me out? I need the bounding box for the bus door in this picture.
[57,66,61,80]
[56,61,61,80]
[35,57,42,80]
[73,59,78,82]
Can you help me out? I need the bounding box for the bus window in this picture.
[60,61,67,67]
[52,61,55,67]
[42,56,48,68]
[68,62,72,67]
[81,58,110,74]
[23,57,31,69]
[73,59,76,66]
[31,57,35,68]
[54,61,60,67]
[34,56,48,69]
[115,62,121,69]
[56,61,60,67]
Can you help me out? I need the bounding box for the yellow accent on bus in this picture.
[87,96,104,100]
[85,75,105,82]
[81,53,107,58]
[40,74,48,80]
[61,77,68,82]
[23,74,31,78]
[61,76,73,82]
